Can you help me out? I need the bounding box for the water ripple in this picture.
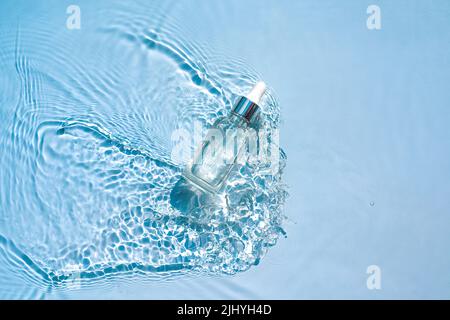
[0,1,287,295]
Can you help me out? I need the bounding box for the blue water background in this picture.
[1,0,450,299]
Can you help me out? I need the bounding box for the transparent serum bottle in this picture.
[184,82,267,193]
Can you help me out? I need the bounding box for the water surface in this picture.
[0,0,287,298]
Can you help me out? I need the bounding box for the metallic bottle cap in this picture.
[232,81,266,122]
[232,96,260,122]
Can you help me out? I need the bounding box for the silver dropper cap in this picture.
[232,82,267,122]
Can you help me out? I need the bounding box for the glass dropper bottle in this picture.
[184,82,267,193]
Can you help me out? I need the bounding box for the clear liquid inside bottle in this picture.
[184,113,249,193]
